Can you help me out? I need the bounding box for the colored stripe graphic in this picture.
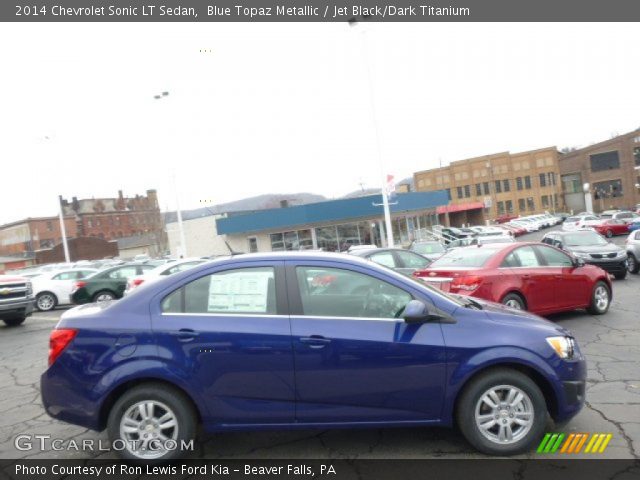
[538,433,613,454]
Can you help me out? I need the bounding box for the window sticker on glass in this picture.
[207,269,274,313]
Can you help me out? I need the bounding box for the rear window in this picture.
[565,216,579,222]
[429,247,501,268]
[412,242,445,254]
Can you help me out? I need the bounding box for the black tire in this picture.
[501,292,526,311]
[456,368,547,456]
[2,316,26,327]
[586,280,611,315]
[628,254,640,274]
[605,230,613,238]
[92,290,116,302]
[36,292,58,312]
[107,383,197,461]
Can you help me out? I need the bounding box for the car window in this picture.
[396,251,430,269]
[369,252,396,269]
[635,231,640,240]
[77,270,94,279]
[108,266,138,279]
[502,246,540,267]
[295,266,412,319]
[430,247,500,268]
[52,272,76,280]
[140,265,156,273]
[535,245,573,267]
[162,267,276,315]
[164,261,202,275]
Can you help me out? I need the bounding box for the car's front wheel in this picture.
[107,383,197,461]
[456,368,547,455]
[587,281,610,315]
[2,316,26,327]
[36,292,57,311]
[628,254,640,274]
[605,230,613,238]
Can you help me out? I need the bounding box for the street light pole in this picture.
[57,196,70,263]
[154,91,188,257]
[352,24,394,248]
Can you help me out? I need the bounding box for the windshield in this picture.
[429,247,501,268]
[564,232,608,246]
[412,242,445,254]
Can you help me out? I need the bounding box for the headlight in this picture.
[574,252,591,259]
[25,282,33,296]
[546,336,576,359]
[616,250,627,258]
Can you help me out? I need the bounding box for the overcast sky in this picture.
[1,22,639,225]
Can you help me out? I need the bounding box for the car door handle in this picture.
[522,274,530,279]
[299,336,332,348]
[169,329,200,341]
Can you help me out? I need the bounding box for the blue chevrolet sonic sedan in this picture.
[41,252,586,460]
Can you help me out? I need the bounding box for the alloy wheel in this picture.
[37,294,55,311]
[474,385,534,445]
[504,299,523,310]
[628,255,637,273]
[594,285,609,312]
[119,400,179,459]
[96,293,114,302]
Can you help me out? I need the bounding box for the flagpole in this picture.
[58,196,70,263]
[357,26,394,248]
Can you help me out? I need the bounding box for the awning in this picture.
[436,202,485,214]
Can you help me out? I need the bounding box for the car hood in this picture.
[565,244,622,254]
[466,296,572,336]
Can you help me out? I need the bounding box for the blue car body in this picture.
[41,252,585,435]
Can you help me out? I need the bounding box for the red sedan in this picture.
[413,242,612,316]
[592,219,629,238]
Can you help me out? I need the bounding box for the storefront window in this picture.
[283,231,299,250]
[298,229,313,249]
[316,226,338,252]
[270,233,285,251]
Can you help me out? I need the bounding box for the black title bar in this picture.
[3,0,640,22]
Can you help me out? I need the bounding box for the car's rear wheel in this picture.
[628,254,640,274]
[456,368,547,455]
[2,316,26,327]
[107,383,197,461]
[93,290,116,302]
[605,230,613,238]
[587,281,610,315]
[501,293,526,311]
[36,292,57,312]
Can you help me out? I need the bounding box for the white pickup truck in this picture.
[0,275,34,326]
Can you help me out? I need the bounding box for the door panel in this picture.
[151,263,295,425]
[287,262,447,422]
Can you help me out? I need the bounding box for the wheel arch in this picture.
[500,290,528,309]
[451,362,560,425]
[97,377,203,430]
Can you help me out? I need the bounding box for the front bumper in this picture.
[0,297,34,316]
[553,356,587,423]
[585,259,627,275]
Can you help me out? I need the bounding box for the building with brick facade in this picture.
[0,189,166,259]
[0,216,77,257]
[413,147,564,226]
[559,129,640,213]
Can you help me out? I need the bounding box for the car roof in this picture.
[551,230,599,237]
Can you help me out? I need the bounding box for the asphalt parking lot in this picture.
[0,228,638,460]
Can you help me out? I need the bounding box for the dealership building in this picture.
[166,191,449,257]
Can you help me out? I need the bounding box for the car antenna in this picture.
[224,240,243,256]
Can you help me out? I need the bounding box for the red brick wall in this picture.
[35,237,119,264]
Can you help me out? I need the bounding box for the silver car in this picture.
[627,229,640,274]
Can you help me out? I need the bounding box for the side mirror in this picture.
[403,300,431,324]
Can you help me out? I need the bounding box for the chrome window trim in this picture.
[160,312,400,322]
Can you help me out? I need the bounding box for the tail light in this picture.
[71,280,86,293]
[451,275,482,292]
[48,329,78,366]
[132,278,145,287]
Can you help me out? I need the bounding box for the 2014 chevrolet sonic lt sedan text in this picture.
[41,252,586,460]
